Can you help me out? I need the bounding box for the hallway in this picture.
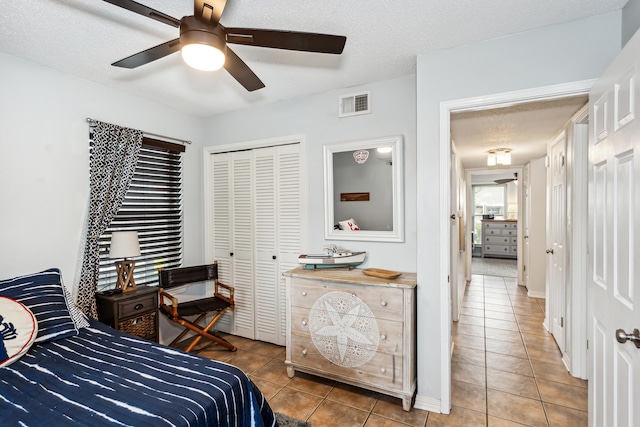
[450,274,588,426]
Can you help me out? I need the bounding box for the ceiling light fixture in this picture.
[487,148,511,166]
[180,17,226,71]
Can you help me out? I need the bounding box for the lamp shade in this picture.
[108,231,141,259]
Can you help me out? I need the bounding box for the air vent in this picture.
[339,91,370,117]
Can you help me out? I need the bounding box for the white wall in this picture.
[527,157,547,298]
[416,11,621,408]
[202,75,418,272]
[0,53,206,291]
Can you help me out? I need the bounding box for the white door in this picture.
[450,150,460,321]
[253,144,304,346]
[523,164,530,290]
[588,30,640,427]
[230,150,256,339]
[210,143,304,345]
[254,147,279,343]
[547,131,566,353]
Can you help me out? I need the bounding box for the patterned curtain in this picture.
[76,122,143,319]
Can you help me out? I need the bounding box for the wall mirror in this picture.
[324,135,404,242]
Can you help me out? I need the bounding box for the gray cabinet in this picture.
[482,220,517,259]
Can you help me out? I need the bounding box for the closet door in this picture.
[276,144,304,345]
[253,144,304,345]
[211,153,233,331]
[210,142,303,345]
[254,147,278,343]
[231,150,255,339]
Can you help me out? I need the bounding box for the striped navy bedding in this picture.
[0,320,277,427]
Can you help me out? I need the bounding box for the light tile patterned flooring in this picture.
[186,272,587,426]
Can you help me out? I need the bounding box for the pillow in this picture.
[339,218,360,231]
[0,296,38,367]
[0,269,79,342]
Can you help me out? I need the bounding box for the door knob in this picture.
[616,328,640,348]
[546,248,554,254]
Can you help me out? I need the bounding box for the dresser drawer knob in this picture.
[134,303,144,310]
[302,320,307,326]
[380,368,386,373]
[302,349,307,356]
[380,334,387,340]
[380,301,387,307]
[302,291,307,296]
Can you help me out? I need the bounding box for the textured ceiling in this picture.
[0,0,627,117]
[451,95,589,170]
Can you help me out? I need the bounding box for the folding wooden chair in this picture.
[158,262,236,352]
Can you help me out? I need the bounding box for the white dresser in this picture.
[283,268,417,411]
[482,220,518,259]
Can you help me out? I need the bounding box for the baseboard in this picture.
[413,394,442,413]
[527,290,545,299]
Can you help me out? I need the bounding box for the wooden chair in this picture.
[158,262,236,353]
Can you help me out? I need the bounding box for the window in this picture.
[96,138,184,290]
[472,184,506,246]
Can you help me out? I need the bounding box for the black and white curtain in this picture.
[77,121,142,319]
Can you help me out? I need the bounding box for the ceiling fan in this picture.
[103,0,347,91]
[494,173,518,185]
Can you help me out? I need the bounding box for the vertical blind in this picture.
[96,137,184,290]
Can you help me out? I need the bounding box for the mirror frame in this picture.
[323,135,404,242]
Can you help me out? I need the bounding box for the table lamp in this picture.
[109,231,141,293]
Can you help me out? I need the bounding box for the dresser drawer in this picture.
[501,228,517,237]
[290,278,404,322]
[289,333,404,390]
[485,235,510,245]
[290,306,403,356]
[483,244,511,255]
[118,294,157,318]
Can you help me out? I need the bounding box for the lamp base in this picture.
[114,260,137,293]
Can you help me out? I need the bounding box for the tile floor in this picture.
[186,272,587,426]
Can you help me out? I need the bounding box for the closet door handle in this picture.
[272,255,277,260]
[230,252,234,257]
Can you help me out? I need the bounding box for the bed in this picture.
[0,269,277,427]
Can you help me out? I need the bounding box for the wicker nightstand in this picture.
[96,286,159,342]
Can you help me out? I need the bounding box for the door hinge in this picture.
[587,339,589,350]
[560,317,564,328]
[447,275,450,283]
[523,265,526,272]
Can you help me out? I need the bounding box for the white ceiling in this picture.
[451,95,589,170]
[0,0,627,117]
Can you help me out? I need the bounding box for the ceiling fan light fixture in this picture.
[181,43,225,71]
[179,16,226,71]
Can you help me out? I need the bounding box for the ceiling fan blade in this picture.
[224,47,265,91]
[195,0,227,25]
[226,28,346,54]
[102,0,180,27]
[112,39,181,68]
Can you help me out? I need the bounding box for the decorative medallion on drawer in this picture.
[308,291,380,367]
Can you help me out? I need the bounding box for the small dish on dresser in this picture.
[362,268,403,279]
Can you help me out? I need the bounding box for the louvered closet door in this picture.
[210,142,303,345]
[253,144,304,345]
[231,150,256,339]
[254,147,279,343]
[211,153,233,331]
[276,144,304,345]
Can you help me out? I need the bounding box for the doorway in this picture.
[440,80,593,413]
